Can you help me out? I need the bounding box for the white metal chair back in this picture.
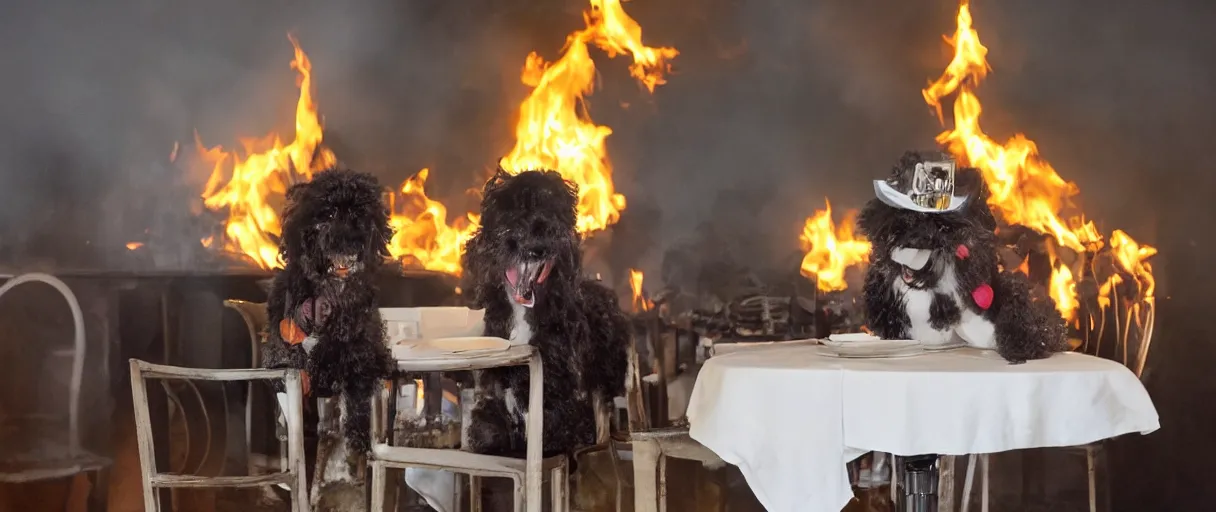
[0,273,86,456]
[128,359,309,512]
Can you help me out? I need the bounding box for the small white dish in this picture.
[827,332,882,343]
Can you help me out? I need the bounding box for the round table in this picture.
[686,342,1159,512]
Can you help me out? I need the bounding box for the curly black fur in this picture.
[461,167,631,458]
[260,168,395,455]
[858,151,1067,363]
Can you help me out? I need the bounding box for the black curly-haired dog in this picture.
[461,167,631,458]
[858,151,1067,363]
[261,167,395,455]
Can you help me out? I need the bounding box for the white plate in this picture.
[818,347,925,359]
[819,338,923,358]
[921,341,968,352]
[392,336,511,360]
[821,338,918,350]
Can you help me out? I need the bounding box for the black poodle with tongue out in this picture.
[857,151,1067,363]
[461,167,631,458]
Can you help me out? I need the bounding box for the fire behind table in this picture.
[0,265,457,508]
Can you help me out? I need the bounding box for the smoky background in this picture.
[0,0,1213,507]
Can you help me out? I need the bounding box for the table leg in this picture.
[632,438,661,512]
[900,455,939,512]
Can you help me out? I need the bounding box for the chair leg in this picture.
[128,362,160,512]
[936,455,954,512]
[551,464,569,512]
[370,462,387,512]
[632,439,661,512]
[513,476,525,512]
[470,475,483,512]
[980,454,989,512]
[1086,445,1097,512]
[86,469,109,512]
[607,440,625,512]
[961,454,976,512]
[657,453,668,512]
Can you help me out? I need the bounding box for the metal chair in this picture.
[369,344,561,512]
[128,359,308,512]
[0,273,110,501]
[220,300,284,478]
[620,336,735,512]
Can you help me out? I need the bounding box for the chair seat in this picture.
[370,444,566,478]
[616,427,722,465]
[0,450,110,483]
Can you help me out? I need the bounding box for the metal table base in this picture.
[898,455,940,512]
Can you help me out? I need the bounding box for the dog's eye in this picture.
[528,248,544,260]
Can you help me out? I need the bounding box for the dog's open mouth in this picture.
[891,247,933,288]
[505,259,554,308]
[329,255,361,279]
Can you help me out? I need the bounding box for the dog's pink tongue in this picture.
[505,267,520,287]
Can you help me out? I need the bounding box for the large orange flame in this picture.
[196,2,675,275]
[198,36,336,269]
[922,0,1155,321]
[499,0,677,235]
[386,169,480,275]
[799,200,872,293]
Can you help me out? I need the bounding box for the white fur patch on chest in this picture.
[504,295,532,425]
[508,296,533,345]
[892,254,996,348]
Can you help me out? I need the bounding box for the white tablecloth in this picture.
[686,343,1159,512]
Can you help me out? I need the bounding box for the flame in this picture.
[799,200,872,293]
[387,169,480,275]
[1109,229,1157,299]
[499,0,677,235]
[1050,262,1078,321]
[413,378,425,416]
[198,35,335,269]
[194,2,676,275]
[628,268,653,312]
[126,242,144,251]
[923,0,1155,321]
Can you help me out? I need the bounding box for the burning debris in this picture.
[640,230,867,342]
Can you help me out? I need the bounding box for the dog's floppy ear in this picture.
[459,226,496,307]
